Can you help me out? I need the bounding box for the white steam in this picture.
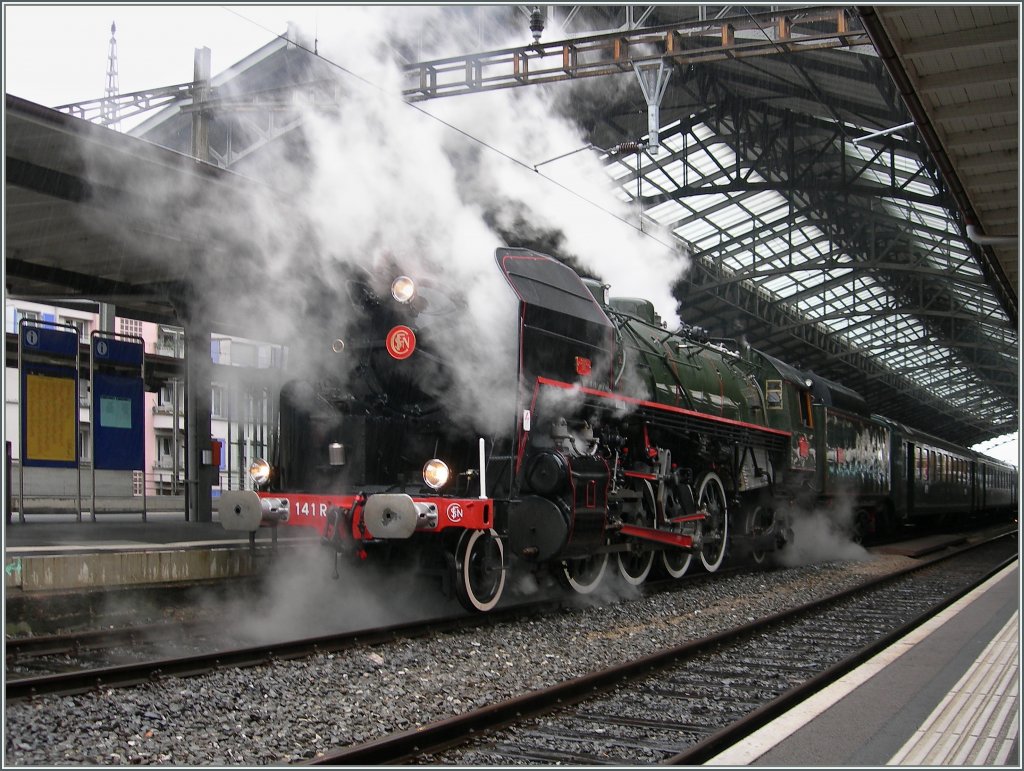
[78,6,689,433]
[426,84,687,328]
[775,499,873,567]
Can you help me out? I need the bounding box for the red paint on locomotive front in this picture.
[254,491,493,538]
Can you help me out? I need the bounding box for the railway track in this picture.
[5,619,218,667]
[0,521,963,677]
[4,558,754,689]
[4,601,547,701]
[300,532,1016,765]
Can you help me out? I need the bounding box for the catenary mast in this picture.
[102,21,121,130]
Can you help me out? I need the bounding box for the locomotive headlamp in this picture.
[391,275,416,304]
[422,458,451,490]
[249,458,272,486]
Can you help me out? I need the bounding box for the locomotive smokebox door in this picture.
[362,494,419,539]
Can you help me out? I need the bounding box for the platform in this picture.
[3,510,319,593]
[707,560,1020,766]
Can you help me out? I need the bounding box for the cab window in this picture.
[799,389,813,428]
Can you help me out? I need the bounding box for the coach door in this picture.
[906,442,916,515]
[891,438,907,518]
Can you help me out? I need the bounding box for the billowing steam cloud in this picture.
[774,498,873,567]
[78,6,689,433]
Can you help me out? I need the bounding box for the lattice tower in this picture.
[102,21,121,130]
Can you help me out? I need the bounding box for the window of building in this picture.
[156,433,180,468]
[211,384,225,418]
[157,381,178,412]
[119,317,143,338]
[60,316,91,342]
[258,345,285,369]
[9,307,41,334]
[79,426,90,462]
[232,342,256,367]
[157,326,183,357]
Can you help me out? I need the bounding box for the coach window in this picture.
[765,380,783,409]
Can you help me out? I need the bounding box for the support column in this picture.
[183,45,214,523]
[99,303,116,333]
[185,324,215,522]
[191,47,211,163]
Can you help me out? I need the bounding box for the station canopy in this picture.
[9,5,1018,449]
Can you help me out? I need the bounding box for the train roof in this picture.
[754,350,809,387]
[805,371,869,416]
[497,248,613,330]
[754,350,869,415]
[874,415,1018,469]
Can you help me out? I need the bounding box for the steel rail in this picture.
[4,600,555,702]
[662,551,1017,765]
[3,563,743,687]
[5,619,213,661]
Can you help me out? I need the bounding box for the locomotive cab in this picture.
[497,249,617,576]
[753,351,818,483]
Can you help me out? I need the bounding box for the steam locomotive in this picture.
[220,248,1017,612]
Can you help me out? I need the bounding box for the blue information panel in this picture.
[93,371,145,471]
[22,325,79,358]
[94,337,144,367]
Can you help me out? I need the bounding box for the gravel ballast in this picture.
[5,545,916,766]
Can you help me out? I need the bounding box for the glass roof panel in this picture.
[607,114,1015,433]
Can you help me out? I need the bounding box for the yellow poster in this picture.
[26,374,77,462]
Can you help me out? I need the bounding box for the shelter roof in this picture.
[4,5,1018,447]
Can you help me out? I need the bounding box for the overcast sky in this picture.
[4,4,330,108]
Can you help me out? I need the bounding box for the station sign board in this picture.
[19,323,79,468]
[91,333,145,471]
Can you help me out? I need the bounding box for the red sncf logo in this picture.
[575,356,592,376]
[386,325,416,360]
